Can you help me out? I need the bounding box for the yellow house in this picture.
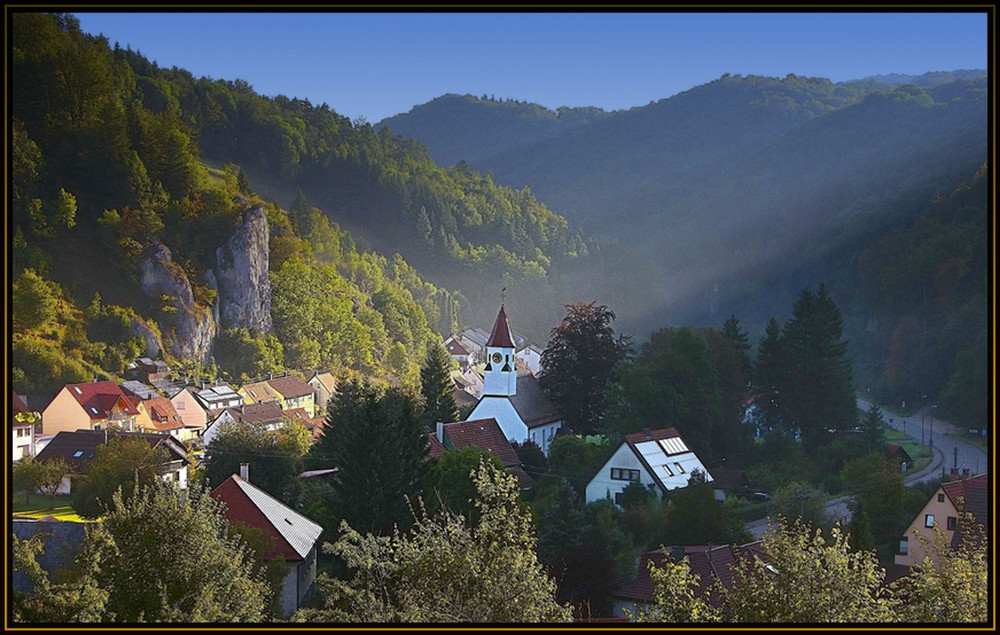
[267,375,319,418]
[42,381,142,435]
[894,473,987,567]
[307,371,337,414]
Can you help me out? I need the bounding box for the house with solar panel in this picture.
[464,305,562,454]
[585,427,713,506]
[211,467,323,618]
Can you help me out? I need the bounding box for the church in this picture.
[465,304,562,454]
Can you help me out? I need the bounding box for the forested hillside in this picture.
[377,72,989,427]
[10,13,490,401]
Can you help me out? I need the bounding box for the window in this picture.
[937,493,945,503]
[611,468,641,482]
[899,537,908,555]
[662,464,674,477]
[614,492,625,506]
[674,462,685,474]
[924,514,935,528]
[947,516,957,531]
[176,401,185,410]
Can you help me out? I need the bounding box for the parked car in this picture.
[753,492,771,503]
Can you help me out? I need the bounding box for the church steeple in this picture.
[483,303,517,397]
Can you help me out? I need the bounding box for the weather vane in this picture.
[501,286,506,306]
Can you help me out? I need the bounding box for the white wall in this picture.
[585,443,659,505]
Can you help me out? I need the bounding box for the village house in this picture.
[306,371,337,414]
[141,396,195,442]
[894,472,987,568]
[283,407,325,443]
[191,383,244,417]
[211,469,323,618]
[13,391,40,462]
[515,343,544,374]
[585,427,713,507]
[266,374,319,418]
[33,429,190,495]
[202,402,287,447]
[444,335,473,368]
[464,305,562,454]
[428,418,534,489]
[41,381,142,436]
[168,385,211,439]
[610,542,765,619]
[239,379,283,406]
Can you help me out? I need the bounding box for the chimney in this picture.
[239,463,249,481]
[643,428,652,440]
[962,468,970,479]
[671,545,686,561]
[436,421,445,444]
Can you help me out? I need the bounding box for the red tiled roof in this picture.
[267,375,317,399]
[440,418,521,468]
[942,474,988,545]
[63,382,139,419]
[614,543,763,605]
[426,433,446,460]
[623,427,681,446]
[143,397,185,431]
[225,402,286,425]
[446,339,471,356]
[486,305,515,348]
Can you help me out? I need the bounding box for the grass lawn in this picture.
[11,494,91,523]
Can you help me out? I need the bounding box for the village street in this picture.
[746,398,988,540]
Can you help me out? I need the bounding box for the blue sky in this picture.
[74,10,988,123]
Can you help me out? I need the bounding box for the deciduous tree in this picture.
[296,460,572,623]
[540,302,631,435]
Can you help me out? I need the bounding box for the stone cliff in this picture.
[139,241,217,362]
[212,205,272,334]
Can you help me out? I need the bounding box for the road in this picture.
[746,398,988,540]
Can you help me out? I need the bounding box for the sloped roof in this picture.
[611,427,713,495]
[441,418,521,468]
[211,475,322,561]
[307,371,337,395]
[223,402,286,426]
[241,381,282,403]
[62,381,139,419]
[445,338,471,356]
[436,418,533,488]
[121,380,160,401]
[613,542,763,605]
[942,474,988,548]
[35,429,189,470]
[143,397,185,431]
[267,375,317,400]
[508,373,560,428]
[487,305,515,348]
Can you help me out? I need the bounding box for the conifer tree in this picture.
[419,342,458,429]
[782,284,856,448]
[319,379,427,535]
[752,317,788,435]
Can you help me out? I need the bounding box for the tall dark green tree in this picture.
[204,419,305,505]
[318,379,428,535]
[782,284,857,448]
[540,302,632,435]
[751,317,788,435]
[722,313,752,383]
[419,342,458,429]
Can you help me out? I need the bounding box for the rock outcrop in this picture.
[129,315,163,358]
[213,205,272,334]
[139,241,217,362]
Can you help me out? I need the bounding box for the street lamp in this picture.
[930,404,938,450]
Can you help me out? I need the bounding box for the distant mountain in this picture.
[377,71,987,328]
[377,94,612,168]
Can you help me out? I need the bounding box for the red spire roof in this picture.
[487,305,515,348]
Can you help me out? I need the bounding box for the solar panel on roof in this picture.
[657,437,688,456]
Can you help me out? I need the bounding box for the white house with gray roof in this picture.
[585,427,713,506]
